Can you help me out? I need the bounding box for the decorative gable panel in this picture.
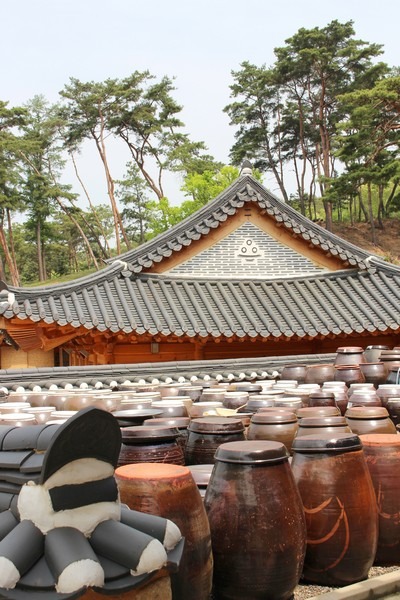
[166,222,327,279]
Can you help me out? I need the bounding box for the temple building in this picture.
[0,170,399,370]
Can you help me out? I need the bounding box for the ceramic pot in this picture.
[227,383,263,394]
[143,417,190,453]
[358,362,387,386]
[189,402,223,418]
[0,413,37,426]
[115,463,213,600]
[296,406,341,419]
[308,391,336,408]
[304,364,335,385]
[150,401,189,418]
[204,441,306,600]
[291,433,378,586]
[118,426,185,467]
[185,417,245,465]
[386,399,400,426]
[333,365,365,387]
[296,416,351,437]
[222,392,249,410]
[361,434,400,565]
[179,386,203,402]
[345,406,396,435]
[274,397,303,411]
[377,385,400,408]
[247,412,298,453]
[363,345,390,363]
[334,346,365,366]
[280,364,308,383]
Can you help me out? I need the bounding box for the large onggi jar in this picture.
[291,433,378,586]
[204,441,306,600]
[360,434,400,565]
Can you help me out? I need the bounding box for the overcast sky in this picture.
[3,0,399,203]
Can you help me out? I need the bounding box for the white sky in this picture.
[2,0,399,205]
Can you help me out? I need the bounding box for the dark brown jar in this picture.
[222,392,249,410]
[115,462,213,600]
[358,362,387,386]
[296,416,351,437]
[247,412,298,453]
[185,417,245,465]
[334,346,366,366]
[308,391,336,408]
[304,364,335,385]
[361,434,400,565]
[118,426,185,467]
[345,406,396,435]
[205,441,306,600]
[280,363,308,383]
[334,365,365,386]
[242,397,275,413]
[291,433,378,586]
[143,417,190,453]
[386,399,400,426]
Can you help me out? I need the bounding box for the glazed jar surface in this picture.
[185,417,245,465]
[118,426,185,466]
[115,463,213,600]
[345,406,396,435]
[205,441,306,600]
[247,412,298,453]
[361,434,400,565]
[291,433,378,586]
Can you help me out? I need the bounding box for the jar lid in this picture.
[292,432,362,453]
[345,406,389,419]
[215,441,288,464]
[188,417,244,434]
[336,346,364,353]
[296,407,340,418]
[251,413,297,425]
[143,417,190,429]
[121,425,179,442]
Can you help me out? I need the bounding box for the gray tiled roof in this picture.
[0,353,337,391]
[1,266,400,339]
[106,175,376,273]
[1,175,399,343]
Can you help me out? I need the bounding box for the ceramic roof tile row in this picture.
[106,176,375,273]
[0,353,337,391]
[1,268,400,340]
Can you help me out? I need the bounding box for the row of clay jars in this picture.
[204,433,379,595]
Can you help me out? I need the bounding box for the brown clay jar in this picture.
[308,391,336,408]
[280,363,308,383]
[291,433,378,586]
[185,417,245,465]
[205,441,306,600]
[334,346,366,366]
[345,406,396,435]
[363,345,390,363]
[385,365,400,385]
[247,412,299,453]
[296,416,351,437]
[334,365,365,386]
[296,406,341,419]
[143,417,190,453]
[118,426,185,467]
[115,463,213,600]
[358,362,387,386]
[360,434,400,565]
[304,364,335,385]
